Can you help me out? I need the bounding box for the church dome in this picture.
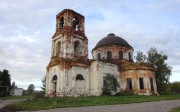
[94,33,133,50]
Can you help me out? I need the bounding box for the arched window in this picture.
[76,74,84,81]
[56,41,61,56]
[60,17,64,29]
[74,40,80,56]
[52,75,57,81]
[119,51,123,60]
[128,52,132,61]
[97,53,101,60]
[107,51,112,60]
[72,17,79,31]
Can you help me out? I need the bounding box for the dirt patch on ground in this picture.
[0,99,26,112]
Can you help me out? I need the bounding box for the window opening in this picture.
[150,77,154,92]
[56,41,61,56]
[97,53,101,60]
[72,17,79,31]
[127,78,132,90]
[128,52,131,61]
[139,78,144,89]
[119,51,123,60]
[74,41,80,56]
[76,74,84,81]
[60,17,64,29]
[107,51,112,60]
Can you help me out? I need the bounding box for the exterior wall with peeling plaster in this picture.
[89,61,119,95]
[92,45,133,61]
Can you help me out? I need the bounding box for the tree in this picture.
[11,81,17,94]
[41,76,46,94]
[102,73,119,95]
[27,84,35,94]
[11,81,17,89]
[135,51,147,63]
[147,47,172,93]
[169,82,180,94]
[0,69,11,94]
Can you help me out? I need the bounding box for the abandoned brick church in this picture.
[45,9,158,97]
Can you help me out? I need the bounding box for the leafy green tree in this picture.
[0,69,11,96]
[135,51,147,63]
[147,47,172,93]
[41,76,46,94]
[102,73,119,95]
[27,84,35,94]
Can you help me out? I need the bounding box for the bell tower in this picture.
[46,9,90,97]
[51,9,88,59]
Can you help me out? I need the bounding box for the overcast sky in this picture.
[0,0,180,90]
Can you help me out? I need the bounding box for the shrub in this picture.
[170,82,180,94]
[102,73,119,96]
[116,90,134,96]
[35,93,45,99]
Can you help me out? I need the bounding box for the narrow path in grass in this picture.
[33,100,180,112]
[0,99,26,109]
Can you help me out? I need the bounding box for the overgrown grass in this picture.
[2,94,180,111]
[170,106,180,112]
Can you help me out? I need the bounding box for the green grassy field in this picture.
[1,94,180,111]
[170,106,180,112]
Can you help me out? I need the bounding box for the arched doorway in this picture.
[75,74,85,96]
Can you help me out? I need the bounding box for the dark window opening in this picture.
[139,78,144,89]
[119,51,123,60]
[128,52,132,62]
[52,75,57,81]
[76,74,84,81]
[127,78,132,90]
[150,77,154,92]
[72,17,79,31]
[128,52,131,60]
[107,51,112,60]
[60,17,64,29]
[97,53,101,60]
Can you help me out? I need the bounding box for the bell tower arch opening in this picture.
[72,17,79,31]
[60,17,64,29]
